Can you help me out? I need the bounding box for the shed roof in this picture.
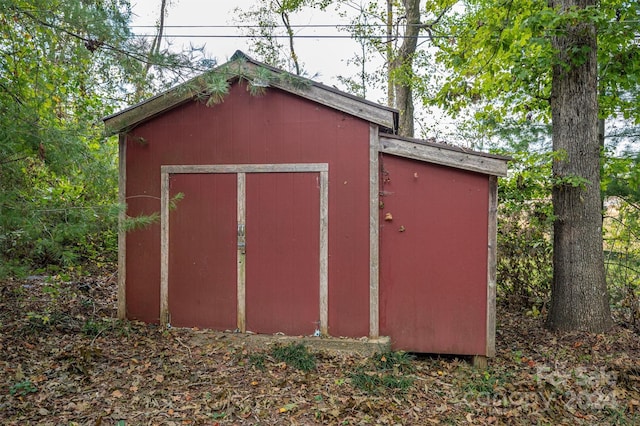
[103,51,509,177]
[379,134,509,177]
[103,50,398,134]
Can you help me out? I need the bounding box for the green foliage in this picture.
[463,368,512,398]
[604,197,640,327]
[232,0,331,76]
[82,319,111,336]
[248,353,267,371]
[349,351,415,396]
[432,0,640,126]
[9,379,38,397]
[120,193,183,233]
[271,343,317,372]
[601,151,640,327]
[120,212,160,233]
[603,151,640,204]
[497,151,553,306]
[369,350,415,373]
[0,0,128,275]
[0,0,206,277]
[1,157,119,274]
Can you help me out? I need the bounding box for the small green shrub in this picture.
[9,379,38,397]
[350,367,414,395]
[349,351,415,395]
[24,311,65,332]
[371,351,415,373]
[82,319,111,336]
[248,353,267,371]
[497,151,553,307]
[463,368,513,398]
[271,343,316,372]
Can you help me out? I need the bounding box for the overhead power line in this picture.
[131,33,453,39]
[130,20,640,29]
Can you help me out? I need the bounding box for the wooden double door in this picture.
[161,164,328,336]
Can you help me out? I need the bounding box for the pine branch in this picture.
[12,6,206,74]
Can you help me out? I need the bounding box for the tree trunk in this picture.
[386,0,394,108]
[135,0,167,100]
[391,0,420,137]
[546,0,612,332]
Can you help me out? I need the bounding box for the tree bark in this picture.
[386,0,394,108]
[135,0,167,100]
[278,3,301,76]
[546,0,612,332]
[391,0,421,137]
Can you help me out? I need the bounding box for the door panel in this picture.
[168,173,237,329]
[245,172,321,335]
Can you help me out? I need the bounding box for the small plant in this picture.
[248,353,267,371]
[464,370,498,397]
[371,351,415,373]
[82,319,111,336]
[24,311,62,332]
[463,368,513,398]
[350,368,413,395]
[271,343,316,372]
[349,351,415,395]
[9,379,38,397]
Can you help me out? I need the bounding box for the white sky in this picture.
[129,0,462,141]
[130,0,373,98]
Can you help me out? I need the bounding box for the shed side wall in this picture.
[379,154,489,355]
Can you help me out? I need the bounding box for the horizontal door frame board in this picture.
[379,136,508,177]
[160,163,329,335]
[162,163,328,174]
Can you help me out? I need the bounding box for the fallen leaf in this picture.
[111,390,123,398]
[279,403,297,413]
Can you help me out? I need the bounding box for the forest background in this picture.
[1,0,639,331]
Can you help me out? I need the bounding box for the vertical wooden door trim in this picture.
[369,124,380,338]
[319,170,329,335]
[160,170,170,326]
[237,173,246,332]
[160,163,329,332]
[486,176,498,357]
[117,133,127,320]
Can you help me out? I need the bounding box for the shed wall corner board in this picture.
[109,52,506,358]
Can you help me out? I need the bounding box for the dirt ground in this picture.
[1,270,640,425]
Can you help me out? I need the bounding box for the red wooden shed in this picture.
[104,51,508,359]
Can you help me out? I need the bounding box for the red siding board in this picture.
[379,154,489,355]
[124,177,161,324]
[168,173,238,329]
[125,225,160,323]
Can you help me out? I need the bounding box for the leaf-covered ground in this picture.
[2,271,640,425]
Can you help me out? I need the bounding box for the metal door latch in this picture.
[238,223,246,254]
